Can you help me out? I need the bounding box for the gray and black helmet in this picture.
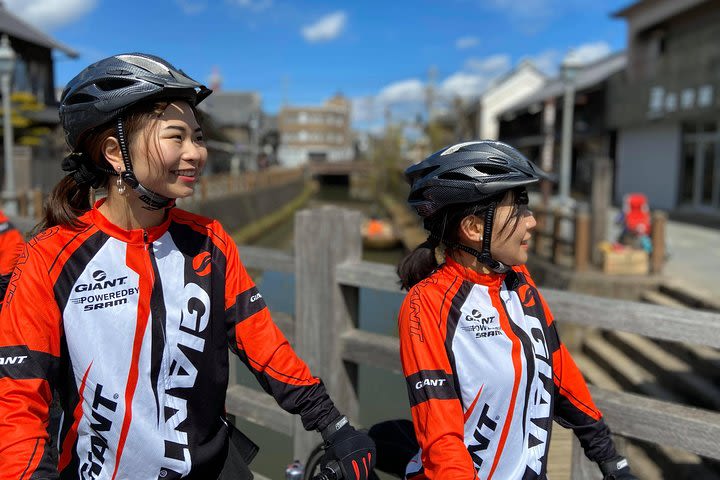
[60,53,212,151]
[406,140,550,272]
[59,53,212,210]
[406,140,550,219]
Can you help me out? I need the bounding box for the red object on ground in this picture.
[623,193,651,235]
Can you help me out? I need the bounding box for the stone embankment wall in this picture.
[183,177,306,233]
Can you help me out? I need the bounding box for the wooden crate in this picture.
[603,249,649,275]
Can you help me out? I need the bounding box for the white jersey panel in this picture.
[453,283,518,477]
[61,237,142,478]
[119,318,167,479]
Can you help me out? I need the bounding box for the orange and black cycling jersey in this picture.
[0,202,339,479]
[398,257,617,480]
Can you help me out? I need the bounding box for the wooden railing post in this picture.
[590,156,612,266]
[32,188,43,220]
[17,191,28,217]
[533,207,546,256]
[650,210,666,274]
[293,206,363,461]
[574,205,590,271]
[552,208,563,264]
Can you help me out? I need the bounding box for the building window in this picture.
[679,121,720,208]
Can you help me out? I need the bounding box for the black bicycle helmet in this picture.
[59,53,212,210]
[60,53,211,150]
[406,140,550,219]
[406,140,550,272]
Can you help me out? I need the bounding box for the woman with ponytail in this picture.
[0,53,374,479]
[396,141,636,480]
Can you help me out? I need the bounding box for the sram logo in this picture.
[0,355,27,365]
[415,378,446,389]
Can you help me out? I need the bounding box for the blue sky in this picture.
[9,0,631,129]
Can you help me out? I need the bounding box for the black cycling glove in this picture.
[321,416,376,480]
[599,455,638,480]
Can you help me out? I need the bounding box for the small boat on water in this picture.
[362,217,401,250]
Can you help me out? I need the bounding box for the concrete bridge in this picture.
[306,159,372,177]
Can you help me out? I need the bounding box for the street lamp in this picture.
[559,52,582,206]
[0,34,16,215]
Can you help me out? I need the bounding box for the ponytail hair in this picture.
[397,234,441,291]
[36,175,94,232]
[397,197,508,290]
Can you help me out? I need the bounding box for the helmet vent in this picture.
[64,93,96,105]
[96,78,136,92]
[439,172,470,181]
[474,165,509,176]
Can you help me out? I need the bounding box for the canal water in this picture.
[233,185,412,479]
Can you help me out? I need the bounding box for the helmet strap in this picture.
[115,117,174,211]
[450,201,509,274]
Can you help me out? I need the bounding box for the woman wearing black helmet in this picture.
[397,141,636,479]
[0,53,374,480]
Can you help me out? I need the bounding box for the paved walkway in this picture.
[662,219,720,300]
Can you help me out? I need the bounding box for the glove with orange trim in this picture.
[321,416,376,480]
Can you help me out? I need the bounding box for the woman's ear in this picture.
[101,136,124,172]
[458,214,484,243]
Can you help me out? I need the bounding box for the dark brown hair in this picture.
[36,101,197,232]
[397,190,524,290]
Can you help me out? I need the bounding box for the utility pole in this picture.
[281,75,289,107]
[425,65,437,122]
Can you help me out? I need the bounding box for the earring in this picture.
[116,169,126,195]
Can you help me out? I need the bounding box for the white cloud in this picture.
[377,79,425,104]
[351,96,379,124]
[564,41,612,66]
[525,49,561,75]
[301,11,347,43]
[175,0,207,15]
[5,0,97,30]
[486,0,553,15]
[522,42,612,78]
[456,36,479,49]
[227,0,273,11]
[465,54,511,73]
[351,79,425,127]
[441,72,491,99]
[352,53,517,129]
[438,53,512,99]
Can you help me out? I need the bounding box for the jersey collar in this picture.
[85,199,173,244]
[442,255,507,287]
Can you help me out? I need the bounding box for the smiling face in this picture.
[489,190,536,266]
[128,100,207,199]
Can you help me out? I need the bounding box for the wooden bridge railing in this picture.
[532,203,667,274]
[226,206,720,478]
